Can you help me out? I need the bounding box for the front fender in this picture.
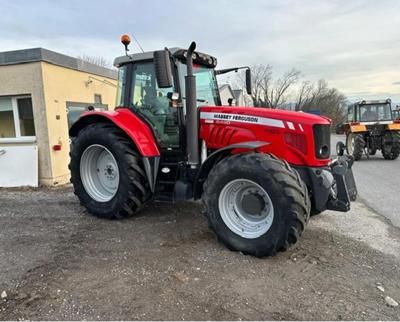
[69,108,160,157]
[193,141,270,199]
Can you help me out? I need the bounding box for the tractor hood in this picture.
[199,106,332,167]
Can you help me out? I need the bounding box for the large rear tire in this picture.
[202,153,310,257]
[346,133,364,161]
[382,131,400,160]
[69,123,150,219]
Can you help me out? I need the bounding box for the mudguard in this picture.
[69,108,160,157]
[193,141,270,199]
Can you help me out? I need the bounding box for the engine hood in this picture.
[199,105,332,167]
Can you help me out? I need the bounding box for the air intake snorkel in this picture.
[185,42,200,167]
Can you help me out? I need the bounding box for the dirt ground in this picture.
[0,186,399,320]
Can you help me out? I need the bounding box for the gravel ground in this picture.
[0,186,400,320]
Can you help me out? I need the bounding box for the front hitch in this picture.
[327,155,357,212]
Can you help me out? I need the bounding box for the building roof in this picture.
[0,48,117,80]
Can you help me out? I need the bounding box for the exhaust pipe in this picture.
[185,42,199,167]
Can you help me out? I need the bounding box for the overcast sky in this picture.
[1,0,399,102]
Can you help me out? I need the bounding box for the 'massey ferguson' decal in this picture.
[200,112,285,128]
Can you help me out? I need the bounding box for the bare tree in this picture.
[237,65,300,108]
[270,68,301,108]
[295,81,313,111]
[78,55,111,68]
[296,79,347,125]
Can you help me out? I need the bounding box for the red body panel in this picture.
[200,106,331,167]
[79,109,160,157]
[77,106,331,167]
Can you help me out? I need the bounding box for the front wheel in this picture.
[202,153,310,257]
[336,141,345,156]
[346,133,365,161]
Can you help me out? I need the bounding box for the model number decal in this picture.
[200,112,285,128]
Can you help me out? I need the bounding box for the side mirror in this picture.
[154,49,173,88]
[227,98,236,106]
[167,92,181,108]
[245,69,252,95]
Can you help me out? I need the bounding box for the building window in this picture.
[0,96,35,141]
[94,94,102,104]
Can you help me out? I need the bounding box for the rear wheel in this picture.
[202,153,310,257]
[346,133,365,161]
[382,131,400,160]
[70,123,150,219]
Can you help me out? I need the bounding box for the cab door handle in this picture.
[0,150,6,156]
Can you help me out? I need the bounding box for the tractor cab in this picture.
[347,99,394,124]
[113,43,250,152]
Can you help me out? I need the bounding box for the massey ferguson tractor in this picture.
[69,35,357,257]
[336,99,400,160]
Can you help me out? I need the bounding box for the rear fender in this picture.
[349,124,367,133]
[69,109,161,192]
[193,141,270,199]
[387,123,400,131]
[69,109,160,157]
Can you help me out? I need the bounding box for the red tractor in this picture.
[69,36,357,257]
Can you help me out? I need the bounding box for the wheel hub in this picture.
[104,164,117,179]
[80,145,120,202]
[240,191,266,215]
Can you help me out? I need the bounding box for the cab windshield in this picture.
[359,104,393,122]
[178,62,221,107]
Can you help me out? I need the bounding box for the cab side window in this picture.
[131,62,180,147]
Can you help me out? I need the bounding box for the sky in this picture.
[1,0,399,102]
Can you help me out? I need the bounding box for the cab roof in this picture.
[353,99,392,106]
[114,47,218,68]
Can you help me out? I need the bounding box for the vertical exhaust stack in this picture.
[185,42,199,167]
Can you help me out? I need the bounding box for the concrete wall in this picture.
[0,62,51,182]
[40,62,117,185]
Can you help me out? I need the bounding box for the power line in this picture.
[131,34,145,53]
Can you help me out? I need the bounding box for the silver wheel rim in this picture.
[347,133,355,154]
[218,179,274,239]
[80,144,119,202]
